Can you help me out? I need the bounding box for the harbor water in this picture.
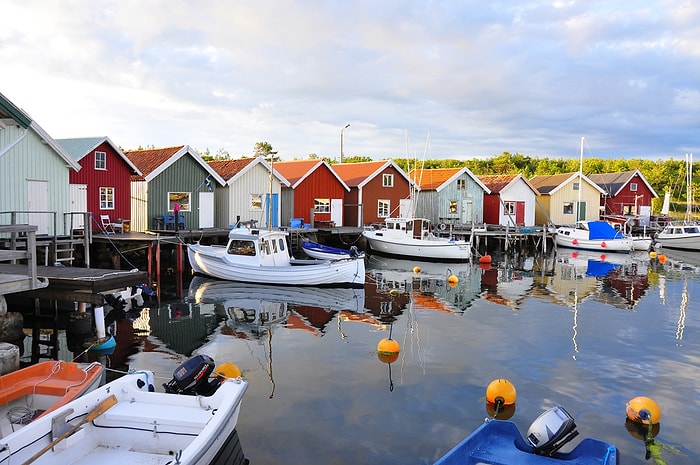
[89,249,698,464]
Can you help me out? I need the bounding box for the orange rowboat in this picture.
[0,360,104,437]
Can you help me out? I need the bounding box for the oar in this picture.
[22,394,118,465]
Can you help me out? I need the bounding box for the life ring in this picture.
[438,222,447,231]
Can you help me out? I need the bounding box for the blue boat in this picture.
[435,418,617,465]
[301,240,365,260]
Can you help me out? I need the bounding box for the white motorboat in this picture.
[188,276,366,313]
[187,226,365,287]
[555,221,632,253]
[0,355,248,465]
[362,217,471,261]
[654,223,700,251]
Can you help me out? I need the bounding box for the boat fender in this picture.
[438,222,447,231]
[601,241,607,248]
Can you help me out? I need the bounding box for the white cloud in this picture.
[0,0,697,160]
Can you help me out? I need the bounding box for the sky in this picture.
[1,1,699,161]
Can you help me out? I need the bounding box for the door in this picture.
[198,192,214,228]
[461,200,473,224]
[577,201,587,221]
[330,198,343,226]
[265,193,279,228]
[27,180,49,234]
[69,184,88,229]
[399,198,413,218]
[515,201,525,226]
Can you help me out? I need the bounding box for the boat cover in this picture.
[587,221,625,240]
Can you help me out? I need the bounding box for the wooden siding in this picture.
[291,165,346,224]
[536,178,601,225]
[0,125,72,234]
[360,166,411,225]
[414,175,484,225]
[219,163,282,228]
[69,140,133,225]
[147,155,215,230]
[602,173,655,215]
[483,181,537,226]
[130,181,148,232]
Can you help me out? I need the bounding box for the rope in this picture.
[90,215,139,269]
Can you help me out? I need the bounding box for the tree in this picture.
[254,141,275,158]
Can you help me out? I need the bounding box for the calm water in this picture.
[118,249,699,465]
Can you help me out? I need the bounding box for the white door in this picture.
[69,184,88,229]
[199,192,215,228]
[399,198,413,218]
[330,198,343,226]
[27,180,49,234]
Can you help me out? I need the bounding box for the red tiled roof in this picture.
[208,158,256,180]
[331,161,389,187]
[408,168,462,190]
[124,146,184,178]
[478,174,518,193]
[274,159,322,185]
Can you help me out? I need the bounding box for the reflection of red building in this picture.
[288,306,337,335]
[604,269,650,306]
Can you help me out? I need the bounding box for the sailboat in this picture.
[655,153,700,250]
[555,138,632,253]
[362,134,472,262]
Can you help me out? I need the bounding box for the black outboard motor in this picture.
[163,355,221,396]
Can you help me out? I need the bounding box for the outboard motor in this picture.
[163,355,221,396]
[349,246,360,258]
[526,406,579,456]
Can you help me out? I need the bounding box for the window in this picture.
[449,200,458,213]
[228,240,257,256]
[250,194,263,210]
[378,199,390,217]
[573,182,580,191]
[456,179,466,191]
[563,202,574,215]
[314,198,330,213]
[100,187,115,209]
[95,151,106,170]
[168,192,191,211]
[504,201,516,215]
[382,174,394,187]
[630,182,638,192]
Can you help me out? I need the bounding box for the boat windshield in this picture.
[228,240,257,256]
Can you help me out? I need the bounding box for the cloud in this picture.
[1,0,698,160]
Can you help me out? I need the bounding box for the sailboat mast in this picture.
[686,153,693,223]
[577,137,584,222]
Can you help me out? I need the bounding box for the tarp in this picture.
[586,260,620,277]
[587,221,625,240]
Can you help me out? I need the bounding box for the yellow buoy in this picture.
[649,251,657,259]
[626,396,661,424]
[658,254,667,264]
[447,275,459,287]
[485,400,516,420]
[213,362,242,380]
[486,378,516,405]
[377,338,400,356]
[413,266,421,274]
[389,289,400,296]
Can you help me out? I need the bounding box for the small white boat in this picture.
[0,355,248,465]
[654,222,700,251]
[630,235,653,251]
[187,226,365,287]
[301,240,365,260]
[362,217,471,261]
[555,221,632,253]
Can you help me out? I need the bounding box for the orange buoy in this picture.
[486,378,516,405]
[485,400,516,420]
[626,396,661,424]
[214,362,242,380]
[447,275,459,287]
[413,266,421,274]
[377,352,399,364]
[658,254,667,264]
[649,251,657,259]
[479,255,492,264]
[377,338,400,356]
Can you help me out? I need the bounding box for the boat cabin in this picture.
[225,228,293,266]
[385,217,433,239]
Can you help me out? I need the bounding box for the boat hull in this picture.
[301,241,365,260]
[555,235,632,252]
[0,371,248,465]
[0,361,104,437]
[435,420,617,465]
[363,232,471,261]
[655,233,700,251]
[188,244,365,287]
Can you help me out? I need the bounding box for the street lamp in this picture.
[340,123,350,163]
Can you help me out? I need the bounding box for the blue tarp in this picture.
[587,221,625,240]
[586,260,620,277]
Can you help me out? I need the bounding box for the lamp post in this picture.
[340,123,350,163]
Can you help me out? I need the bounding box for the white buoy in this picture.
[94,306,106,339]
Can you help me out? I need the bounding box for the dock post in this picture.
[156,239,161,301]
[147,243,153,287]
[542,226,547,254]
[176,242,183,299]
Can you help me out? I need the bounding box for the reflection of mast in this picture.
[572,285,579,359]
[677,276,688,342]
[400,289,425,384]
[265,324,275,398]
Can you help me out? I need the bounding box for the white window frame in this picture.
[378,199,390,218]
[630,182,638,192]
[314,198,330,213]
[95,151,107,170]
[168,192,191,211]
[100,187,115,210]
[382,174,394,187]
[504,201,516,215]
[250,194,263,211]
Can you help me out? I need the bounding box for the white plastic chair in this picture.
[100,215,124,234]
